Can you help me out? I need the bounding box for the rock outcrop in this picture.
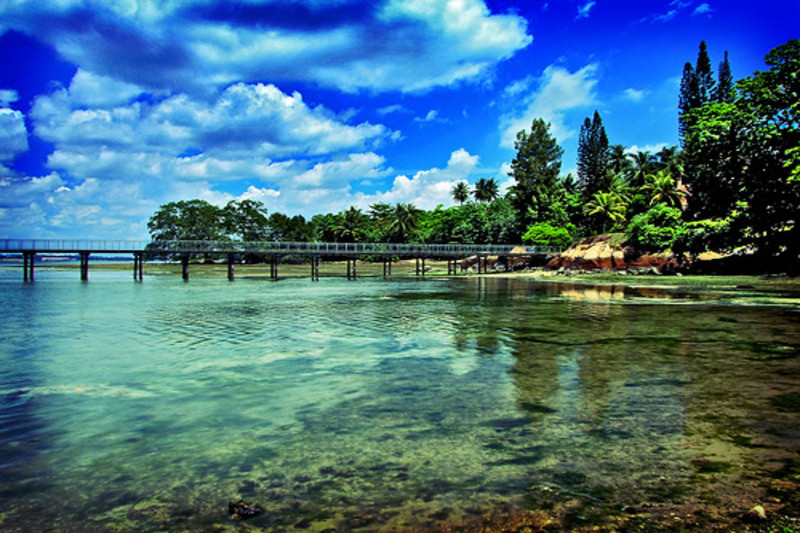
[546,234,678,272]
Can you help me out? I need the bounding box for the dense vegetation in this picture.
[148,39,799,269]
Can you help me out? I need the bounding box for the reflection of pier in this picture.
[1,239,560,282]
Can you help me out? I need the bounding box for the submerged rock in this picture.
[228,500,263,520]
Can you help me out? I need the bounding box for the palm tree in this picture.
[655,145,684,180]
[473,177,500,202]
[608,144,632,179]
[642,170,688,208]
[627,150,657,189]
[333,207,368,243]
[451,181,470,205]
[389,203,424,243]
[584,192,627,233]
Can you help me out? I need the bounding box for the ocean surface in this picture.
[1,266,799,531]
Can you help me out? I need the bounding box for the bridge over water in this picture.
[1,239,560,282]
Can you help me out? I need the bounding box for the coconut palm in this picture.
[608,144,632,179]
[333,206,368,243]
[389,202,424,243]
[451,181,470,205]
[627,150,657,189]
[642,169,688,208]
[584,192,627,233]
[472,177,500,203]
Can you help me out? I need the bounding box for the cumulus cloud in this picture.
[32,80,393,161]
[354,148,480,210]
[0,0,531,94]
[0,107,29,161]
[499,63,599,147]
[0,89,19,106]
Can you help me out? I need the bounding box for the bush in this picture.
[522,222,575,249]
[625,204,683,251]
[672,218,733,259]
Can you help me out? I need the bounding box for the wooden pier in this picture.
[1,239,560,282]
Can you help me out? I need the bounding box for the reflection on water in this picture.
[0,271,798,531]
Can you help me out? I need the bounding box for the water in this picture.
[1,267,799,531]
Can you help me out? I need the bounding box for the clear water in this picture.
[1,267,799,531]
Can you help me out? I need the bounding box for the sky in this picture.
[0,0,797,240]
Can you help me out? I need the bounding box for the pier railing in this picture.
[1,239,560,256]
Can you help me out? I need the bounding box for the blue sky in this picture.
[0,0,796,240]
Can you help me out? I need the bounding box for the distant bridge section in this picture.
[1,239,561,282]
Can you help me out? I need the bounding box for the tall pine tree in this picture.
[715,51,734,103]
[577,110,610,202]
[508,118,567,233]
[679,41,718,147]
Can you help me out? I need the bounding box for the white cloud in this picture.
[692,3,713,16]
[414,110,440,123]
[0,0,531,95]
[32,78,394,164]
[68,69,147,108]
[500,63,599,147]
[622,88,647,102]
[626,143,669,154]
[576,1,596,19]
[0,89,19,106]
[354,148,480,210]
[377,104,410,116]
[0,107,29,161]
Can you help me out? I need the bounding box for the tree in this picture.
[734,39,800,260]
[223,200,270,242]
[642,170,687,208]
[627,150,657,189]
[333,207,368,243]
[147,199,226,242]
[473,177,500,203]
[451,182,470,205]
[508,118,566,234]
[388,203,424,243]
[577,110,610,201]
[608,144,632,179]
[715,51,734,103]
[679,41,719,147]
[583,192,627,233]
[678,62,698,146]
[695,40,716,104]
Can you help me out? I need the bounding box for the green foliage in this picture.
[625,203,683,251]
[451,181,470,205]
[473,177,500,203]
[584,192,627,233]
[522,222,574,249]
[577,110,610,201]
[147,199,228,242]
[641,169,687,208]
[672,217,734,259]
[508,118,566,234]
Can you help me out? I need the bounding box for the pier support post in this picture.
[415,257,420,276]
[270,255,279,280]
[181,254,189,281]
[421,257,426,277]
[23,252,34,282]
[133,252,144,281]
[227,254,235,282]
[80,252,90,281]
[346,258,357,280]
[311,256,320,281]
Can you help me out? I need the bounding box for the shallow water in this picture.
[0,268,799,531]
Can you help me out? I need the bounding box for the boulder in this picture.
[546,234,679,272]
